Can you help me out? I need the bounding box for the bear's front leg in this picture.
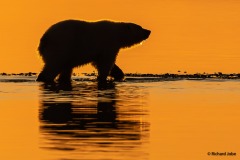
[57,68,73,84]
[93,53,117,84]
[110,64,124,81]
[97,62,114,84]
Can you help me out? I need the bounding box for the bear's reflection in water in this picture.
[39,82,149,154]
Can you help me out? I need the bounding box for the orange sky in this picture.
[0,0,240,74]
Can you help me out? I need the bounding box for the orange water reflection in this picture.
[0,78,240,160]
[38,82,150,160]
[149,80,240,160]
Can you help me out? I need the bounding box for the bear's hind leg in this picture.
[36,64,61,83]
[110,64,124,81]
[57,68,73,84]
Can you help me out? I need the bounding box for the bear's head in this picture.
[119,22,151,48]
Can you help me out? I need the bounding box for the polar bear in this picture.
[37,20,151,84]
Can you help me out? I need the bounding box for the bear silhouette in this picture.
[36,20,151,84]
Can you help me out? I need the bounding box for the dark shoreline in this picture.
[1,72,240,81]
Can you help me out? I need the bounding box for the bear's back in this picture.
[39,20,120,55]
[39,20,91,55]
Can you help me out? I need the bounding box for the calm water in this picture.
[0,76,240,160]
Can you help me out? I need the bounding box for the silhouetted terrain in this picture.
[1,72,240,80]
[0,72,37,76]
[124,72,240,79]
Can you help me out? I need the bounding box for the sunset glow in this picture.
[1,2,240,159]
[1,0,240,74]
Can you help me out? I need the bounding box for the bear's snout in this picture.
[143,29,151,40]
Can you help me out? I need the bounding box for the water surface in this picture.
[0,76,240,160]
